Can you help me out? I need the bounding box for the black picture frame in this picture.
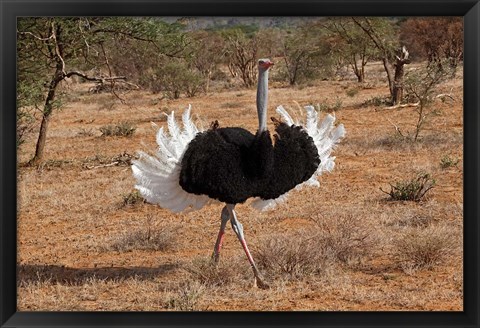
[1,0,479,327]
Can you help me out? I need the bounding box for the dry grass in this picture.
[255,216,374,280]
[394,224,460,273]
[16,62,464,311]
[186,256,247,287]
[99,121,136,137]
[255,231,336,280]
[164,281,206,311]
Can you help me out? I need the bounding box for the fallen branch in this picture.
[384,102,420,110]
[435,93,455,101]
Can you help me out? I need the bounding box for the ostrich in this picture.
[132,58,345,289]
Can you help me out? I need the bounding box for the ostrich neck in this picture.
[256,69,269,132]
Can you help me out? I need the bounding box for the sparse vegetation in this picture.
[99,122,136,137]
[121,190,145,207]
[345,87,360,97]
[440,154,459,169]
[108,217,178,252]
[362,95,390,107]
[255,216,373,280]
[394,224,458,273]
[315,98,343,113]
[381,173,436,201]
[255,231,335,280]
[165,281,205,311]
[186,256,243,287]
[16,16,463,312]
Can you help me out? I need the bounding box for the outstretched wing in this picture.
[131,105,211,213]
[251,105,345,211]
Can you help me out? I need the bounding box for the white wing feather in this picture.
[132,105,211,213]
[251,105,345,212]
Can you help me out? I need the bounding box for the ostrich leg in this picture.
[212,206,230,263]
[226,204,269,289]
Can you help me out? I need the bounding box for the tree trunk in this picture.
[391,46,411,105]
[29,69,63,165]
[205,70,211,94]
[382,56,394,98]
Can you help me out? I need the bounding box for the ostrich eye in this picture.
[259,60,265,65]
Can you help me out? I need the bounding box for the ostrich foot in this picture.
[210,252,220,265]
[253,274,270,290]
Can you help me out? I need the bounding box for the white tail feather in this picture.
[253,104,345,211]
[132,105,211,213]
[276,105,295,126]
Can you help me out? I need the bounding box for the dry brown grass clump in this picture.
[121,190,145,207]
[394,224,459,273]
[108,224,178,252]
[255,216,374,280]
[186,256,246,287]
[99,121,136,137]
[164,281,206,311]
[255,231,335,280]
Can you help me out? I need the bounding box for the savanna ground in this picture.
[17,62,463,311]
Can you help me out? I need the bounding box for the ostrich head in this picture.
[258,58,274,71]
[257,59,274,132]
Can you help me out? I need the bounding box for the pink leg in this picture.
[226,204,269,289]
[212,206,230,263]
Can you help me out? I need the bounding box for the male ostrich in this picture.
[132,58,345,288]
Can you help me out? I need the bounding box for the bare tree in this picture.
[321,18,378,82]
[352,17,410,105]
[188,30,226,93]
[392,46,411,105]
[222,28,259,88]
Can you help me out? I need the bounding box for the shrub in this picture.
[315,98,343,113]
[440,155,459,169]
[109,223,178,252]
[165,281,205,311]
[99,122,136,137]
[394,225,458,272]
[254,231,334,280]
[346,87,360,97]
[186,256,243,287]
[362,95,390,107]
[122,190,145,207]
[315,215,374,265]
[149,60,204,99]
[255,217,373,280]
[381,173,435,201]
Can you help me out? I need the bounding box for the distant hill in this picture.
[158,16,325,30]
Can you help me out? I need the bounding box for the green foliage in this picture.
[280,24,335,85]
[381,173,435,201]
[147,59,204,99]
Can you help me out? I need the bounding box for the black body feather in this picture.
[179,122,320,204]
